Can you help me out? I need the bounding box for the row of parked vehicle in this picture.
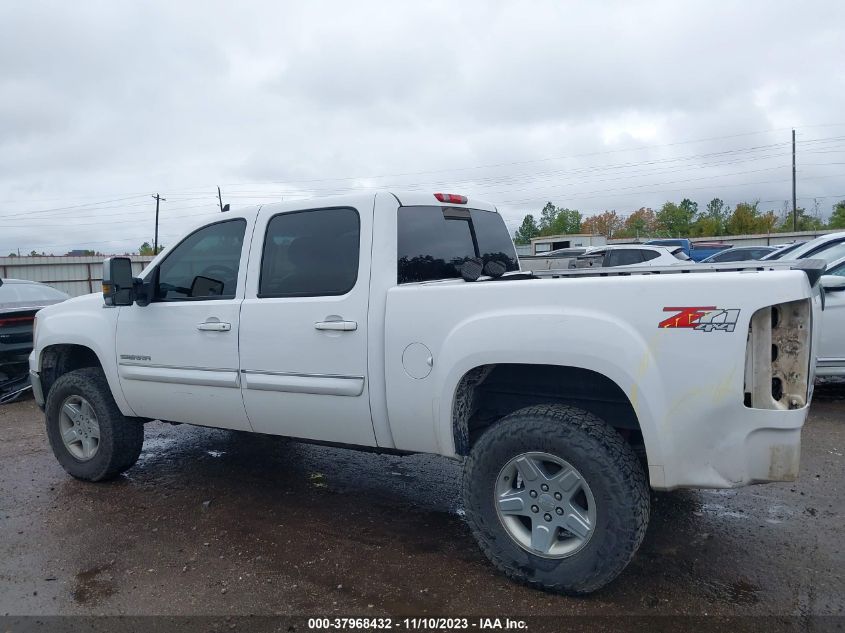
[528,231,845,377]
[537,231,845,268]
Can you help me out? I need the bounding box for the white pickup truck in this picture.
[29,191,822,594]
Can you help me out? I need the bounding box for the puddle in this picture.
[71,564,116,605]
[707,578,761,605]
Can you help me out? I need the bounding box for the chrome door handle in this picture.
[314,320,357,331]
[197,321,231,332]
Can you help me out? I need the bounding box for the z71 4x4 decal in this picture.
[659,307,741,332]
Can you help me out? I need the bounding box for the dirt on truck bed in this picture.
[0,389,843,629]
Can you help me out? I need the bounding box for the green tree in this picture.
[829,200,845,229]
[655,201,694,237]
[618,207,656,238]
[778,207,824,232]
[139,242,164,255]
[513,214,540,244]
[536,202,581,235]
[549,208,582,234]
[691,198,729,236]
[725,202,761,235]
[537,202,558,234]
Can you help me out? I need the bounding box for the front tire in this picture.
[45,367,144,481]
[463,404,649,594]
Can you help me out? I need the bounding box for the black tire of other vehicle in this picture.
[463,404,650,594]
[45,367,144,481]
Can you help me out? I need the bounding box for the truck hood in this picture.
[36,292,103,318]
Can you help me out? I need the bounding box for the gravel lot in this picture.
[0,387,843,622]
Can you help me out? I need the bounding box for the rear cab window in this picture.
[397,206,518,284]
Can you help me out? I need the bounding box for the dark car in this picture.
[0,279,69,403]
[698,246,777,263]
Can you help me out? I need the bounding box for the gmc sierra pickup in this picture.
[29,191,822,594]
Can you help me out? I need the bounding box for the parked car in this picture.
[30,191,822,594]
[0,278,69,403]
[572,244,689,268]
[762,241,807,260]
[817,255,845,377]
[520,247,588,272]
[540,247,588,258]
[699,246,777,263]
[645,238,731,262]
[762,232,845,264]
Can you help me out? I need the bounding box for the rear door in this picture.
[115,217,252,430]
[819,260,845,367]
[238,196,376,446]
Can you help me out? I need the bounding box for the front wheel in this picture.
[462,404,649,594]
[45,367,144,481]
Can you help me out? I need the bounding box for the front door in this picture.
[115,217,252,431]
[238,198,376,446]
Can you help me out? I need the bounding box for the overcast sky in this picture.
[1,1,844,255]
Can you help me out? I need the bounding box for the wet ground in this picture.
[0,389,843,621]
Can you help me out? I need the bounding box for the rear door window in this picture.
[260,207,360,297]
[607,249,644,266]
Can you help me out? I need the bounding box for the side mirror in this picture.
[821,275,845,292]
[102,257,135,306]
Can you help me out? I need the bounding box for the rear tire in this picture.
[45,367,144,481]
[463,404,649,594]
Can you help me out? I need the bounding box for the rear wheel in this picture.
[45,367,144,481]
[463,404,649,594]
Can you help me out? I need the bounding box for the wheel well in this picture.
[452,364,642,456]
[39,344,103,399]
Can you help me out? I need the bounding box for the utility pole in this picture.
[152,194,166,254]
[792,129,797,232]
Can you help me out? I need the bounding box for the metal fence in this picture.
[0,256,154,297]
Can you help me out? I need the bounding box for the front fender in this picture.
[30,295,134,416]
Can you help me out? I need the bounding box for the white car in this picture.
[817,255,845,377]
[764,231,845,265]
[30,191,822,594]
[571,244,690,268]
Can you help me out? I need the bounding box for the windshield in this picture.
[763,241,805,260]
[397,206,519,283]
[671,248,691,261]
[807,241,845,265]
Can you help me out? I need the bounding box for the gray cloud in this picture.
[1,0,843,254]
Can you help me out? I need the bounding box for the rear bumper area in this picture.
[653,406,807,490]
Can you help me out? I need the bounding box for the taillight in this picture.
[0,315,34,328]
[434,193,467,204]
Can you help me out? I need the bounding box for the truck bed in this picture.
[525,258,826,285]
